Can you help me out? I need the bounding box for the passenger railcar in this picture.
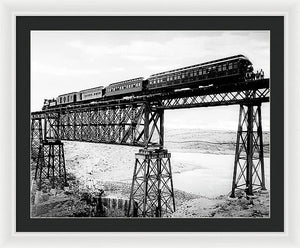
[147,55,252,90]
[42,54,259,110]
[57,92,78,105]
[79,86,104,101]
[105,77,144,97]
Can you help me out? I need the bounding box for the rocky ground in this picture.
[31,169,269,218]
[171,190,269,218]
[31,138,270,218]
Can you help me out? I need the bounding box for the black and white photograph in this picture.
[30,30,270,218]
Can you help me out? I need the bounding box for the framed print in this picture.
[2,0,300,245]
[15,16,284,232]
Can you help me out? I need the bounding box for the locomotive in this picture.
[43,54,259,110]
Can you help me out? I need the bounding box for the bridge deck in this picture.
[32,79,269,116]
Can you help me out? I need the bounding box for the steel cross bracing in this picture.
[128,148,175,217]
[31,79,269,148]
[35,139,67,190]
[57,103,163,146]
[31,102,164,158]
[152,79,269,110]
[230,103,267,197]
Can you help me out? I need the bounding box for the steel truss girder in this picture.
[30,102,165,147]
[230,104,267,197]
[128,148,175,217]
[156,87,269,110]
[31,79,269,115]
[30,80,269,148]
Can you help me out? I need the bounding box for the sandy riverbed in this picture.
[47,140,270,218]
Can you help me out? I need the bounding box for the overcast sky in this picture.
[31,31,270,130]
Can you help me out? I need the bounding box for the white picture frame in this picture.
[0,0,298,246]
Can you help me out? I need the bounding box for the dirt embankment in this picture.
[31,139,270,218]
[31,170,269,218]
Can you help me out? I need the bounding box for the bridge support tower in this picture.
[35,139,67,190]
[230,103,267,198]
[31,117,43,160]
[128,147,175,217]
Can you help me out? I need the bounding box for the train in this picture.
[43,54,260,110]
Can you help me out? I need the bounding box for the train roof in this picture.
[149,54,250,78]
[57,92,78,97]
[107,77,144,87]
[79,85,104,93]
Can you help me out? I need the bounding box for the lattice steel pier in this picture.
[128,148,175,217]
[35,139,67,190]
[31,117,43,159]
[230,103,267,198]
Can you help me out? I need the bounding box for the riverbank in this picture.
[31,139,270,218]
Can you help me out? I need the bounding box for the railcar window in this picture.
[229,63,233,70]
[63,97,66,103]
[199,69,202,75]
[233,63,238,69]
[222,64,227,71]
[203,69,206,74]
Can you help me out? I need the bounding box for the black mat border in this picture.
[16,16,284,232]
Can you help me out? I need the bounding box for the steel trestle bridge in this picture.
[31,78,270,217]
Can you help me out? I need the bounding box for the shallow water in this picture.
[171,153,270,197]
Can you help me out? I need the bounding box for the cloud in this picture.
[31,31,270,117]
[31,62,100,76]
